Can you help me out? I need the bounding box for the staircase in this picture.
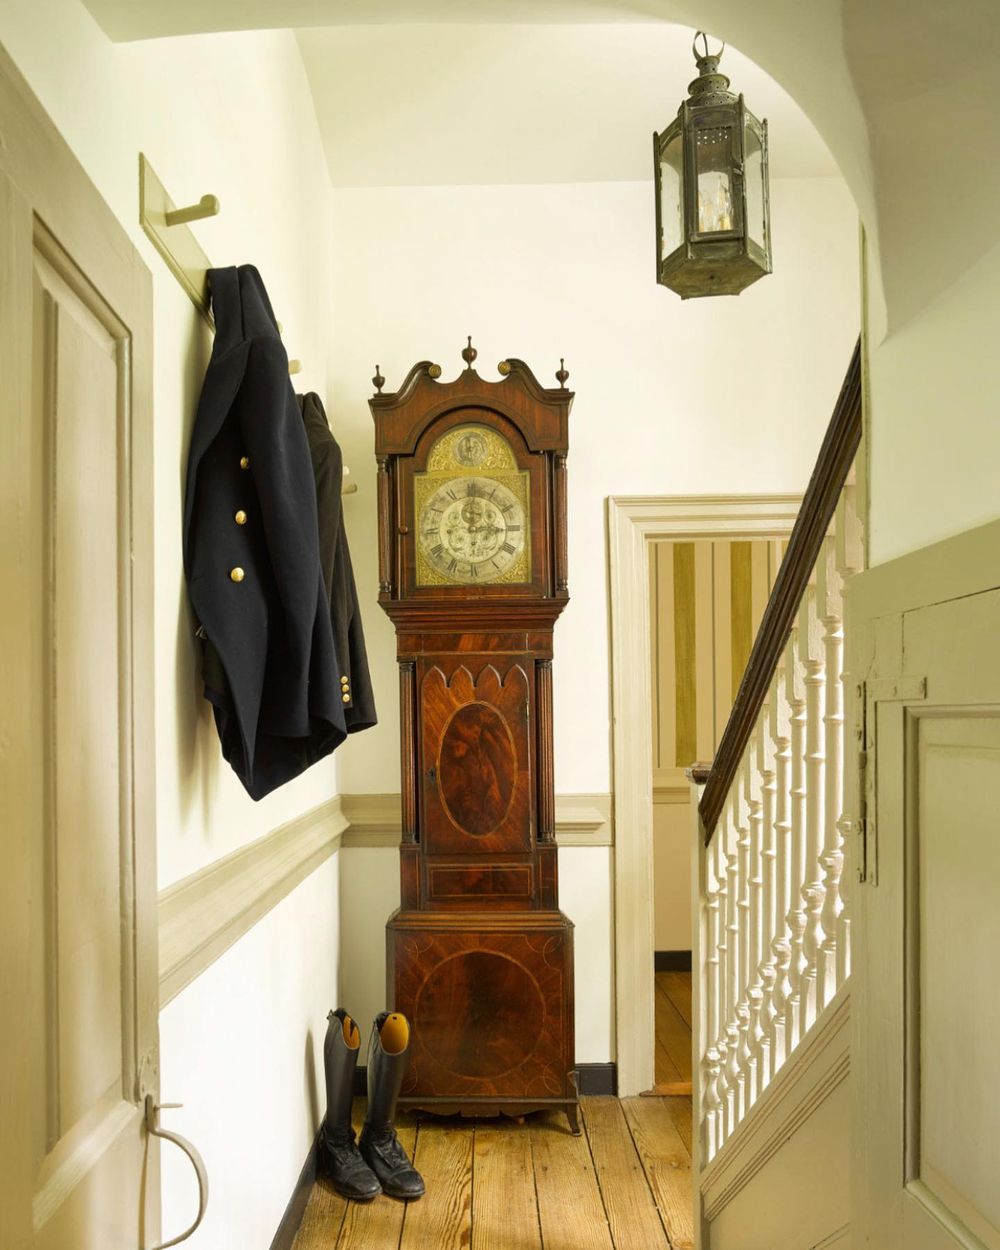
[689,344,862,1250]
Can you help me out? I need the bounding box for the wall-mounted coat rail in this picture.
[138,153,302,373]
[139,154,354,494]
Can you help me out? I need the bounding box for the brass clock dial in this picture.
[414,424,531,587]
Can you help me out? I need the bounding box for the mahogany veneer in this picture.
[371,352,578,1132]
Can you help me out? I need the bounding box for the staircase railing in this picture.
[692,341,863,1162]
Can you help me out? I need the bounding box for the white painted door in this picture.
[0,49,159,1250]
[855,587,1000,1249]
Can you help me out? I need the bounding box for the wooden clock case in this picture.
[370,349,579,1133]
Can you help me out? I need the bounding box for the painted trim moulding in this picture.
[158,796,348,1007]
[158,791,612,1005]
[339,791,613,849]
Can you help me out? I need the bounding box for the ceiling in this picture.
[78,1,839,188]
[295,24,838,187]
[82,1,682,41]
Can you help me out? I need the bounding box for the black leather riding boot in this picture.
[319,1009,381,1201]
[359,1012,425,1200]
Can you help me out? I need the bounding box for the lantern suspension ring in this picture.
[692,31,725,68]
[652,30,773,298]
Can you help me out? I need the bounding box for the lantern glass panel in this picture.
[695,124,734,234]
[659,129,684,260]
[744,117,766,251]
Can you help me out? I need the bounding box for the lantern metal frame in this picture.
[654,33,772,299]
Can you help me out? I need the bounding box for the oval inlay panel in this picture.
[438,701,516,836]
[415,950,545,1079]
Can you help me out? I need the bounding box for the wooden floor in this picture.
[654,971,693,1090]
[291,974,694,1250]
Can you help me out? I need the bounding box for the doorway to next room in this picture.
[647,537,783,1095]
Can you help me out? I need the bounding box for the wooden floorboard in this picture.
[582,1097,672,1250]
[531,1110,615,1250]
[471,1122,542,1250]
[397,1119,472,1250]
[289,973,695,1249]
[655,978,693,1082]
[621,1096,695,1250]
[658,971,693,1028]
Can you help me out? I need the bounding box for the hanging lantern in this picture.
[653,32,772,298]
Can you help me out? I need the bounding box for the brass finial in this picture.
[372,365,385,393]
[428,363,442,379]
[555,358,569,388]
[461,336,478,369]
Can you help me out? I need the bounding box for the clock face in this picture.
[414,424,531,587]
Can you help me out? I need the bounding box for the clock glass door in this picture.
[414,423,531,588]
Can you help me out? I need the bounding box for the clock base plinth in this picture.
[387,908,579,1134]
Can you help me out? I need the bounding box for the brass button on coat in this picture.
[230,567,245,583]
[239,456,250,470]
[341,693,351,704]
[340,676,350,687]
[234,510,247,525]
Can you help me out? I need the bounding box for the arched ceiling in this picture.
[79,0,1000,336]
[295,24,838,188]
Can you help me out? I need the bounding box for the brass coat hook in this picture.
[165,194,220,227]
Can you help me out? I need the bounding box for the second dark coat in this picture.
[298,392,377,733]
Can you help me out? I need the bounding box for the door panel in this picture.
[0,45,157,1250]
[857,585,1000,1250]
[914,714,1000,1248]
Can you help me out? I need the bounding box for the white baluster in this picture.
[724,794,742,1137]
[770,649,794,1076]
[785,612,809,1055]
[834,479,864,985]
[800,575,827,1035]
[702,827,723,1160]
[817,530,845,1007]
[713,820,732,1144]
[733,767,753,1122]
[756,698,779,1088]
[745,736,766,1102]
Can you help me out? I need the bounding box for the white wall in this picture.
[654,797,692,952]
[867,242,1000,565]
[0,5,340,1245]
[329,174,859,1059]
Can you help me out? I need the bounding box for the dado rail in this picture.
[691,342,863,1165]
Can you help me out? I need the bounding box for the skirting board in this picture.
[269,1131,318,1250]
[350,1062,617,1098]
[655,950,692,972]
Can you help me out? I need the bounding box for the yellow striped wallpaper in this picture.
[650,538,784,781]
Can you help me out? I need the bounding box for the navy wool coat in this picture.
[183,265,346,799]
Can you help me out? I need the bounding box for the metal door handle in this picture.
[145,1096,209,1249]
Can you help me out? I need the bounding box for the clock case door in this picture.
[399,408,551,600]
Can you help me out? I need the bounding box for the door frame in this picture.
[606,494,802,1097]
[0,42,158,1245]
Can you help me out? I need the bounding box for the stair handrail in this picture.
[699,339,862,842]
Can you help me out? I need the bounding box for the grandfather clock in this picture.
[370,340,579,1133]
